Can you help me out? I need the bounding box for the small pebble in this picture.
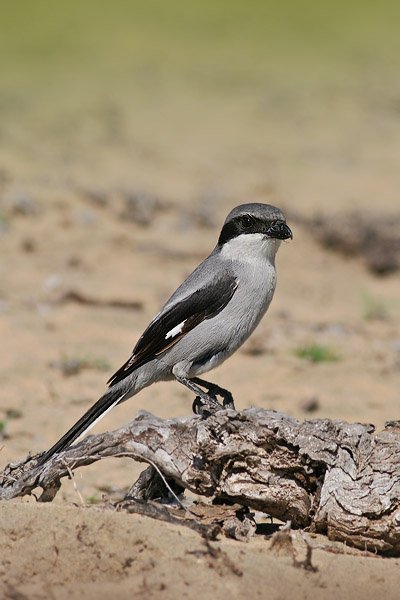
[21,237,37,252]
[119,190,166,226]
[300,397,320,413]
[43,274,62,292]
[8,193,39,216]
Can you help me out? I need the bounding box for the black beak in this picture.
[267,220,293,240]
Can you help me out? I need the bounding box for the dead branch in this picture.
[1,408,399,555]
[117,498,221,540]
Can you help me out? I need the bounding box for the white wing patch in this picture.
[165,320,187,340]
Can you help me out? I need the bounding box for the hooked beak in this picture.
[267,220,293,240]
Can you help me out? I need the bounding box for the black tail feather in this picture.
[37,387,126,467]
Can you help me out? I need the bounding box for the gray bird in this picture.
[38,203,292,465]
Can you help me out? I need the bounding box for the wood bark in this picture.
[1,408,399,555]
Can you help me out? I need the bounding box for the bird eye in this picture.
[241,215,253,228]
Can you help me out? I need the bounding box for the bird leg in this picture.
[192,377,235,410]
[174,376,223,416]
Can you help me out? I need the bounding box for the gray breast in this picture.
[166,258,277,378]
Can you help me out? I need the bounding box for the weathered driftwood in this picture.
[1,408,399,555]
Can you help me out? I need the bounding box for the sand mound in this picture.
[1,501,399,600]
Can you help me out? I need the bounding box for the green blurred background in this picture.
[0,0,400,209]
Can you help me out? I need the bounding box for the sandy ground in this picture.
[1,501,399,600]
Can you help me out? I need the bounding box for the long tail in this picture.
[37,386,129,467]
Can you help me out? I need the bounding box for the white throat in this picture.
[220,233,281,265]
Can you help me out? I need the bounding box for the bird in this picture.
[37,203,292,466]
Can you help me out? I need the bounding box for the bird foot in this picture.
[207,384,235,409]
[191,378,236,410]
[192,395,223,417]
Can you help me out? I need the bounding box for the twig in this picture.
[65,463,85,506]
[135,457,194,516]
[119,498,220,540]
[55,290,143,310]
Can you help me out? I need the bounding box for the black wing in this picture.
[107,274,238,386]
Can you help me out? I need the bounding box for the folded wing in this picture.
[107,274,238,386]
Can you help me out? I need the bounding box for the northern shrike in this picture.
[38,203,292,465]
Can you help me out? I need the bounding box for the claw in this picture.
[191,377,236,410]
[191,395,222,418]
[192,396,203,415]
